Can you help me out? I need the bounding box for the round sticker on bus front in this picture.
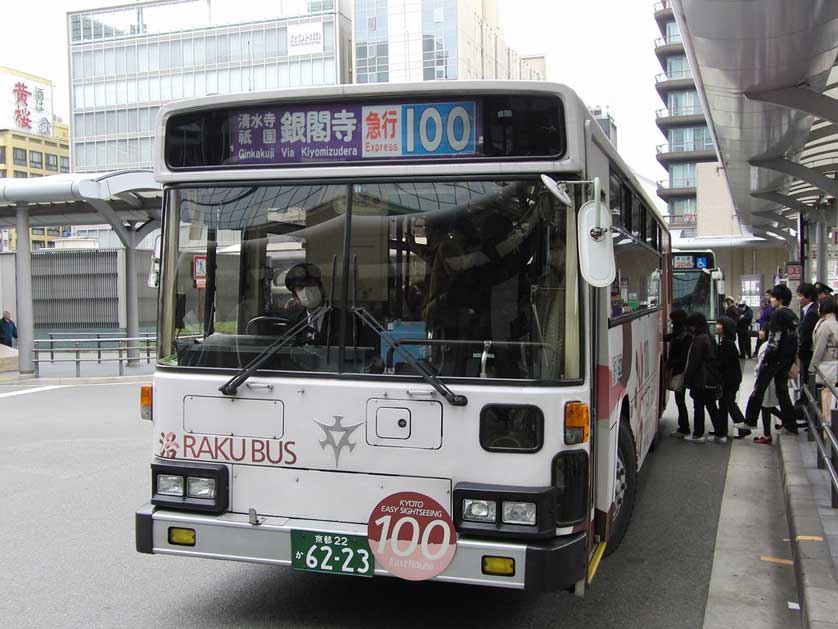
[367,491,457,581]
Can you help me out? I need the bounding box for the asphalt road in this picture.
[1,383,732,629]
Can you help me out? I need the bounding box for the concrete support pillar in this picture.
[816,217,827,284]
[14,204,34,374]
[124,244,139,364]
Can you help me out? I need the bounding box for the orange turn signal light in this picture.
[565,402,590,443]
[140,384,153,420]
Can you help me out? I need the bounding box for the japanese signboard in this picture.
[785,262,801,281]
[0,69,54,136]
[287,21,324,56]
[228,101,478,165]
[673,254,710,270]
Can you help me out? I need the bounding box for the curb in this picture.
[0,375,151,385]
[778,430,838,629]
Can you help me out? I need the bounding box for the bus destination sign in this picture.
[228,101,478,165]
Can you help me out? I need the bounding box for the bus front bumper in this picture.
[136,503,587,592]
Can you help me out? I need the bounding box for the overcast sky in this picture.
[0,0,668,185]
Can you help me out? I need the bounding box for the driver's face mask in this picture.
[297,286,322,309]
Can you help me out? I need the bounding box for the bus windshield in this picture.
[158,179,581,382]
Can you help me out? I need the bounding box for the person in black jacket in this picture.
[683,312,725,442]
[797,282,819,387]
[665,309,692,437]
[742,284,799,434]
[737,300,754,358]
[716,316,746,439]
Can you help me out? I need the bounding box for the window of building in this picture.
[0,170,5,178]
[29,151,43,169]
[13,171,27,178]
[0,147,5,164]
[670,162,697,188]
[45,154,58,171]
[30,173,42,178]
[47,227,61,237]
[32,240,45,250]
[666,56,690,79]
[13,148,26,166]
[668,126,713,151]
[368,17,376,31]
[31,228,45,235]
[60,156,70,173]
[665,20,681,43]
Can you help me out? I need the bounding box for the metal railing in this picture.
[800,366,838,508]
[654,35,683,47]
[33,335,157,378]
[657,142,714,154]
[657,178,697,189]
[656,70,693,83]
[656,106,705,119]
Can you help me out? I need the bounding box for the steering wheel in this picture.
[245,316,292,336]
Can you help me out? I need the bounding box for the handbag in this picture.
[788,360,800,380]
[668,372,685,392]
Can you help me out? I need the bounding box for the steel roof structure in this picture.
[673,0,838,247]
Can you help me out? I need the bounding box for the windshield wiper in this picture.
[350,306,467,407]
[219,306,328,396]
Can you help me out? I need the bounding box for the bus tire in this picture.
[604,421,637,556]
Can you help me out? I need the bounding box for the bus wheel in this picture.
[605,422,637,556]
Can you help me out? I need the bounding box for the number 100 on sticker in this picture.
[361,102,476,159]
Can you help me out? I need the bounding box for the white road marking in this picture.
[0,385,67,399]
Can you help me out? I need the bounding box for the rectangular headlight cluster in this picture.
[454,483,557,539]
[156,474,216,499]
[463,498,536,526]
[152,462,228,514]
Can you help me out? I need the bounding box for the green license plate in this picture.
[291,530,374,577]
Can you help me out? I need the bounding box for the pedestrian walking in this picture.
[665,309,692,438]
[683,312,726,443]
[736,299,753,358]
[724,297,739,322]
[742,284,799,435]
[740,338,782,444]
[0,310,17,347]
[716,316,746,436]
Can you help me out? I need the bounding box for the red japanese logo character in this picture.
[365,111,381,139]
[13,82,31,105]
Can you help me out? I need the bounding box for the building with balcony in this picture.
[352,0,543,83]
[653,0,718,236]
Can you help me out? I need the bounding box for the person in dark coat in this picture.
[742,284,799,434]
[716,316,746,438]
[0,310,16,347]
[754,296,774,354]
[683,312,725,442]
[797,282,819,387]
[724,297,739,323]
[664,309,692,437]
[736,300,754,358]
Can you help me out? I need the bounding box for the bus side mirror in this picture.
[577,200,616,287]
[148,234,161,288]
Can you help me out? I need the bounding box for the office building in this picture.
[0,67,71,251]
[352,0,543,83]
[68,0,354,172]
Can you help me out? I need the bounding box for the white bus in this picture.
[136,81,671,594]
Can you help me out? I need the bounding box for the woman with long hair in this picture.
[665,309,692,437]
[715,315,745,439]
[683,312,726,442]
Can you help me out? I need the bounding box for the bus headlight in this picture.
[463,498,497,523]
[157,474,184,496]
[187,477,217,499]
[502,501,537,526]
[152,462,228,514]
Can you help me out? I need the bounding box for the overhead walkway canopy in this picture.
[0,170,162,373]
[673,0,838,274]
